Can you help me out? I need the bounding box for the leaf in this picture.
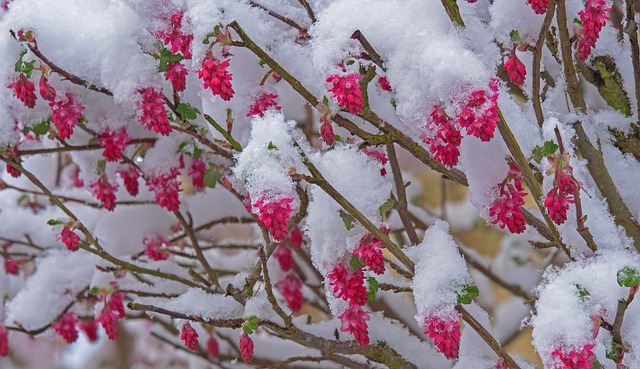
[96,159,106,175]
[367,277,379,301]
[541,140,559,157]
[390,98,397,109]
[158,47,183,72]
[22,60,36,78]
[617,266,640,287]
[575,284,590,301]
[47,219,64,226]
[176,103,199,121]
[378,198,394,217]
[606,341,620,362]
[509,30,521,43]
[88,287,101,296]
[339,209,355,231]
[203,166,221,188]
[531,146,544,164]
[456,284,479,305]
[267,141,278,150]
[242,315,259,334]
[31,120,50,136]
[349,256,365,270]
[322,96,330,107]
[14,49,27,73]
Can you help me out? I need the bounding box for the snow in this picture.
[157,288,243,321]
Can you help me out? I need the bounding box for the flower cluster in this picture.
[138,87,172,136]
[39,75,56,101]
[90,175,118,211]
[143,235,171,261]
[161,11,193,58]
[78,319,98,342]
[8,73,36,108]
[207,336,219,357]
[253,196,294,242]
[273,242,304,311]
[146,168,181,212]
[0,325,9,357]
[489,160,527,234]
[352,234,385,275]
[458,83,499,142]
[247,92,281,117]
[544,154,578,225]
[3,255,18,275]
[328,263,370,346]
[96,292,125,340]
[422,104,462,168]
[361,147,388,176]
[423,314,461,359]
[504,50,527,86]
[3,147,22,178]
[98,128,130,162]
[118,166,140,197]
[551,344,595,369]
[166,62,188,92]
[577,0,610,62]
[327,73,363,115]
[50,92,85,140]
[52,312,79,344]
[181,322,199,351]
[198,53,234,101]
[240,332,254,363]
[526,0,550,14]
[61,226,80,252]
[319,115,335,146]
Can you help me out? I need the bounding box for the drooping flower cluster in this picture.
[90,175,118,211]
[188,158,207,189]
[98,128,130,162]
[253,196,294,242]
[165,62,188,92]
[458,83,499,142]
[378,76,392,92]
[8,73,36,108]
[3,255,18,275]
[504,50,527,86]
[544,154,578,225]
[198,53,234,101]
[526,0,550,14]
[577,0,611,62]
[52,312,79,344]
[61,226,80,251]
[361,147,388,176]
[328,263,371,346]
[50,92,85,140]
[146,168,181,211]
[78,319,98,342]
[161,11,193,58]
[0,325,9,357]
[273,244,293,271]
[423,314,461,359]
[143,235,171,261]
[138,87,171,136]
[96,292,125,341]
[352,234,385,275]
[3,147,22,178]
[422,104,462,168]
[326,73,363,115]
[181,322,199,351]
[247,92,281,117]
[319,115,335,146]
[551,344,595,369]
[118,166,140,196]
[338,304,371,347]
[206,336,220,358]
[489,160,527,234]
[276,273,303,311]
[39,75,56,101]
[240,332,254,363]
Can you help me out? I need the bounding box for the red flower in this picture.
[458,86,499,142]
[288,226,304,249]
[240,333,254,363]
[50,92,84,140]
[254,196,294,242]
[544,187,572,225]
[551,344,595,369]
[144,236,171,261]
[320,116,335,146]
[273,245,293,271]
[247,92,280,117]
[8,73,36,108]
[161,11,193,58]
[90,175,118,211]
[338,305,370,346]
[577,0,610,62]
[166,62,188,92]
[3,256,19,275]
[138,87,171,136]
[108,292,125,318]
[198,54,234,101]
[422,105,462,168]
[39,75,56,101]
[490,163,527,234]
[526,0,550,14]
[78,319,99,342]
[276,273,303,311]
[378,76,392,91]
[504,51,527,85]
[327,73,363,115]
[424,314,461,359]
[96,310,118,340]
[61,226,80,252]
[146,169,181,212]
[118,166,140,197]
[328,264,368,306]
[207,336,220,357]
[0,325,9,357]
[353,234,385,274]
[53,312,79,344]
[181,322,199,351]
[99,128,130,162]
[188,158,207,189]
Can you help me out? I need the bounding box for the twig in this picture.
[174,211,220,288]
[351,30,386,71]
[386,143,419,244]
[532,0,557,127]
[248,1,306,32]
[297,0,316,23]
[258,243,292,327]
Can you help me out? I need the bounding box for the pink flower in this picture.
[50,92,84,140]
[555,168,578,194]
[544,187,572,225]
[361,147,389,176]
[273,245,293,271]
[577,0,610,62]
[4,147,21,178]
[53,312,79,344]
[327,264,368,306]
[247,92,280,117]
[378,76,392,92]
[551,344,595,369]
[288,226,304,249]
[276,273,303,311]
[108,292,125,318]
[8,73,36,108]
[61,226,80,252]
[181,322,199,351]
[254,196,294,242]
[99,128,130,162]
[90,175,118,211]
[198,54,234,101]
[240,333,254,363]
[327,73,363,115]
[353,234,385,274]
[422,105,463,168]
[3,256,18,275]
[118,166,140,197]
[188,158,207,189]
[39,75,56,101]
[161,11,193,58]
[458,86,499,142]
[424,314,461,359]
[526,0,550,14]
[0,325,9,357]
[338,305,370,346]
[207,336,220,357]
[78,319,98,342]
[490,181,527,234]
[96,310,118,340]
[144,236,171,261]
[166,62,188,92]
[146,169,181,212]
[504,51,527,85]
[320,116,335,146]
[138,87,172,136]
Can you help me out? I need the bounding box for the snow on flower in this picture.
[50,92,84,140]
[138,87,171,136]
[7,73,36,109]
[198,52,234,101]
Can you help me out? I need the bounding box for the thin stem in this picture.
[203,114,243,152]
[386,143,419,244]
[17,138,156,156]
[532,0,557,127]
[248,1,307,32]
[174,211,220,288]
[258,243,292,327]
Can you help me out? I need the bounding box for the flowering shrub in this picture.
[1,1,640,368]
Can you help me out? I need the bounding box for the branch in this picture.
[386,143,419,244]
[248,1,307,32]
[532,0,557,127]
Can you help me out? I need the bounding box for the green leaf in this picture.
[322,96,330,107]
[203,166,221,188]
[267,141,278,150]
[31,120,50,136]
[339,209,355,231]
[242,315,259,334]
[88,287,101,296]
[349,256,366,270]
[390,98,397,109]
[456,284,479,305]
[22,60,36,78]
[14,49,27,73]
[158,47,183,72]
[606,341,620,362]
[617,266,640,287]
[47,219,64,226]
[509,30,521,43]
[531,146,544,163]
[367,277,379,301]
[575,284,590,301]
[378,198,394,217]
[96,159,106,175]
[346,60,355,66]
[541,140,559,157]
[176,103,199,121]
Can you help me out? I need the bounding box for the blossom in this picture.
[90,175,118,211]
[338,305,370,346]
[577,0,610,62]
[327,73,363,115]
[361,147,388,176]
[181,322,199,351]
[146,169,181,212]
[273,244,293,271]
[320,116,335,146]
[198,54,234,101]
[422,105,463,168]
[551,344,595,369]
[161,11,193,58]
[98,128,130,162]
[277,273,303,311]
[288,226,303,249]
[39,75,56,101]
[188,158,207,189]
[328,264,368,306]
[96,310,118,340]
[52,312,79,344]
[3,256,19,275]
[118,166,140,197]
[108,292,125,318]
[254,196,294,242]
[8,73,36,108]
[458,87,499,142]
[61,226,80,251]
[353,234,385,274]
[50,92,84,140]
[424,314,461,359]
[0,325,9,357]
[78,319,99,342]
[138,87,172,136]
[240,333,254,363]
[504,51,527,85]
[247,92,280,117]
[207,336,220,357]
[144,236,171,261]
[544,187,572,225]
[526,0,550,14]
[165,61,188,92]
[378,76,392,91]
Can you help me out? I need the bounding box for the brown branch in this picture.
[174,211,220,288]
[351,30,386,71]
[17,138,156,156]
[532,0,557,127]
[248,1,307,32]
[386,143,419,244]
[297,0,316,23]
[624,0,640,115]
[258,243,293,327]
